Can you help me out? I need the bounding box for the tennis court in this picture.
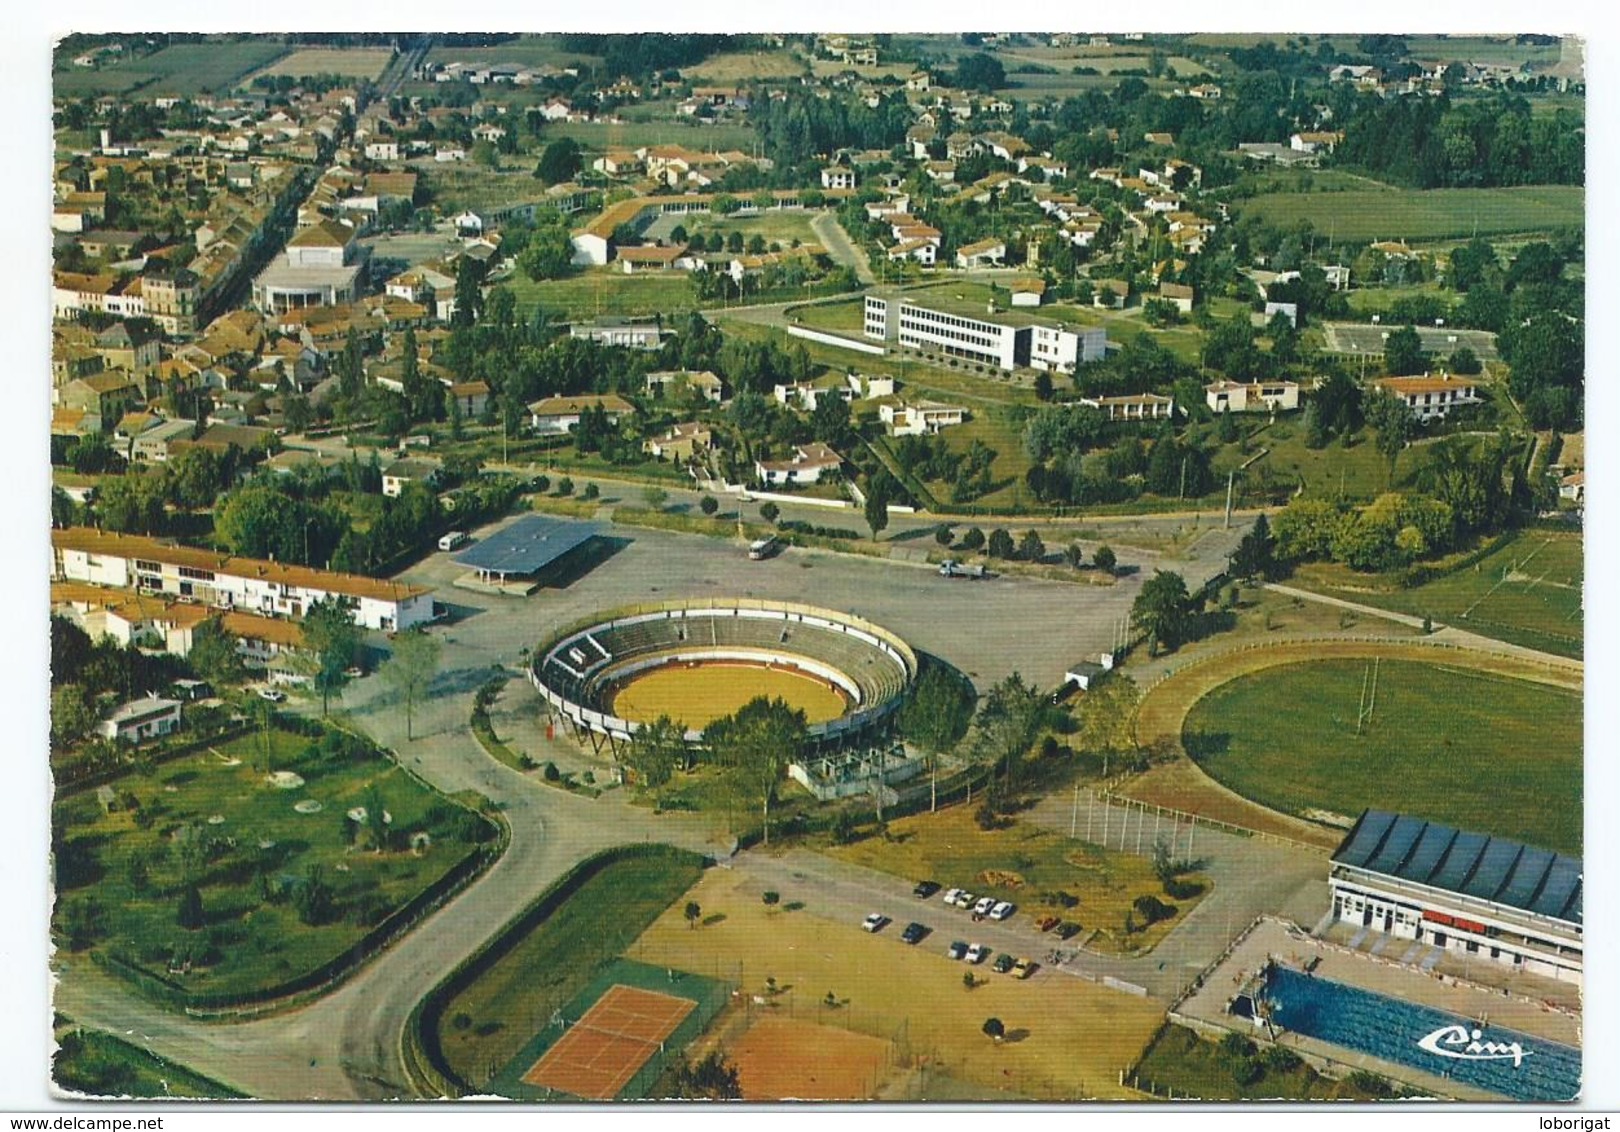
[521,985,696,1100]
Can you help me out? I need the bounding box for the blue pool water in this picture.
[1263,966,1581,1101]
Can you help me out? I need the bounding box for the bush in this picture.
[1262,1045,1303,1073]
[556,477,574,496]
[1231,1056,1265,1086]
[543,762,560,782]
[583,482,600,500]
[762,890,780,906]
[1132,894,1177,925]
[1219,1032,1256,1059]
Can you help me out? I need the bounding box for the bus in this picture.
[748,534,780,560]
[438,531,469,552]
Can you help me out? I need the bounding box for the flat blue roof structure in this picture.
[1333,810,1581,926]
[454,515,600,581]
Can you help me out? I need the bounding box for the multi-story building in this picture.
[1330,810,1582,987]
[864,292,1107,374]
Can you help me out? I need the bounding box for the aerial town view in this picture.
[45,30,1584,1103]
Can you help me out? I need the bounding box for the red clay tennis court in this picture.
[520,984,697,1100]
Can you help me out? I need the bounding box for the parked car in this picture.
[913,880,941,899]
[947,940,969,961]
[992,953,1016,974]
[972,896,996,917]
[1012,958,1037,980]
[953,891,978,909]
[862,913,889,933]
[1055,921,1081,940]
[256,687,287,702]
[901,922,928,945]
[1035,915,1060,933]
[965,943,991,965]
[941,887,965,906]
[989,901,1016,922]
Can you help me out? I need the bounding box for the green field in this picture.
[435,851,705,1090]
[53,41,289,97]
[1233,186,1585,242]
[250,47,394,81]
[1291,529,1583,658]
[647,211,822,247]
[52,725,494,1000]
[792,297,867,335]
[539,120,760,156]
[502,270,698,321]
[53,1026,246,1099]
[1183,658,1581,853]
[426,37,602,70]
[686,50,810,82]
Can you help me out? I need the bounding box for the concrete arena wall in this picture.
[530,600,916,744]
[595,649,866,705]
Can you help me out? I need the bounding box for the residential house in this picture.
[381,459,441,498]
[567,316,668,350]
[444,380,490,418]
[1080,393,1176,421]
[879,399,967,436]
[643,421,712,462]
[1291,131,1343,154]
[1372,373,1481,422]
[821,166,858,190]
[1092,279,1130,309]
[754,442,843,486]
[1157,283,1194,313]
[527,393,635,433]
[60,373,141,432]
[1009,278,1046,307]
[646,370,723,403]
[955,238,1006,269]
[99,695,182,743]
[1204,380,1301,414]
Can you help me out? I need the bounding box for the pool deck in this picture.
[1175,918,1581,1102]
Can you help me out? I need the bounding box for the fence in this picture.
[786,324,887,356]
[404,843,710,1099]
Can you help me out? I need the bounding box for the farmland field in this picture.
[539,120,760,156]
[1290,529,1584,658]
[53,41,288,97]
[1182,658,1581,853]
[249,47,394,82]
[686,50,809,82]
[1232,186,1585,242]
[425,37,601,70]
[500,270,698,321]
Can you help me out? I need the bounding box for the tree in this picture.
[1448,346,1482,375]
[982,1017,1006,1042]
[961,527,986,552]
[685,900,702,929]
[1132,570,1191,655]
[974,672,1044,788]
[705,696,807,846]
[642,486,669,511]
[534,138,583,184]
[294,864,336,926]
[50,683,97,749]
[1092,545,1117,575]
[1018,529,1045,563]
[176,884,205,931]
[1367,392,1415,487]
[987,528,1015,559]
[1383,325,1426,376]
[1034,371,1054,401]
[381,630,441,741]
[624,714,686,787]
[302,597,361,716]
[863,473,894,541]
[1229,513,1275,581]
[955,52,1006,92]
[1074,674,1140,771]
[759,501,780,524]
[187,617,245,687]
[935,524,954,547]
[669,1051,741,1100]
[452,257,484,328]
[699,494,719,516]
[899,665,975,811]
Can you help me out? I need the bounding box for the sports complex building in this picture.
[528,599,918,755]
[1328,810,1583,986]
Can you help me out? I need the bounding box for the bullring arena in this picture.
[528,600,918,749]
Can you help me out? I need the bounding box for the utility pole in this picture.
[1224,470,1235,529]
[1070,785,1079,838]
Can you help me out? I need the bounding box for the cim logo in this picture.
[1417,1024,1530,1067]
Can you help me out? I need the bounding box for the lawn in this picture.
[792,297,868,336]
[644,211,822,247]
[1232,186,1585,242]
[1222,418,1416,505]
[53,40,289,97]
[501,270,699,321]
[435,851,705,1090]
[1182,658,1581,853]
[52,724,496,1001]
[1131,1023,1407,1101]
[53,1025,246,1099]
[629,867,1165,1100]
[1289,529,1584,658]
[249,47,394,81]
[828,805,1210,956]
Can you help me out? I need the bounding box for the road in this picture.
[810,211,875,285]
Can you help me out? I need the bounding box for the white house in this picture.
[755,442,843,486]
[1205,380,1301,414]
[381,459,441,498]
[954,238,1006,269]
[99,695,182,743]
[821,166,857,190]
[527,393,635,433]
[1373,373,1481,422]
[1080,393,1176,421]
[879,399,967,436]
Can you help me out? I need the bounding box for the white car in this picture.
[941,887,965,906]
[965,943,991,964]
[953,891,978,909]
[862,912,889,933]
[256,687,287,702]
[972,896,996,917]
[989,901,1016,922]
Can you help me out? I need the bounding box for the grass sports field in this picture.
[608,663,848,729]
[249,47,394,81]
[501,271,698,321]
[1232,185,1584,242]
[435,852,704,1090]
[629,868,1163,1100]
[1292,529,1583,658]
[1183,658,1581,854]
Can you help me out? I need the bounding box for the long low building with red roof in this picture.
[51,527,434,632]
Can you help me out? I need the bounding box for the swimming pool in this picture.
[1263,966,1580,1101]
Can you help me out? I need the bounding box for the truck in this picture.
[938,559,986,579]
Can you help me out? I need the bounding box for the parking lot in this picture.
[1322,322,1500,361]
